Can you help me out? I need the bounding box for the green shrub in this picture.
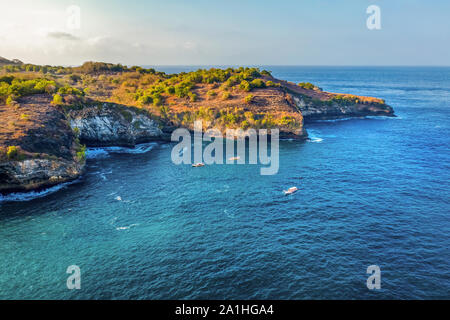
[239,80,252,92]
[52,94,63,105]
[188,92,197,102]
[6,95,15,105]
[58,86,84,96]
[222,92,231,100]
[76,145,86,162]
[138,95,153,105]
[250,79,266,88]
[266,80,279,87]
[20,114,30,121]
[153,97,162,106]
[7,146,19,159]
[241,120,250,130]
[165,86,175,94]
[244,94,254,104]
[298,82,316,90]
[73,127,80,137]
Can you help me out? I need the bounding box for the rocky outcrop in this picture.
[0,95,85,193]
[0,158,84,193]
[272,79,395,122]
[290,93,395,121]
[68,103,163,147]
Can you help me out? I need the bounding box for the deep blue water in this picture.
[0,67,449,299]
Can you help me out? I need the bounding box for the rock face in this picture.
[0,95,85,193]
[0,98,165,194]
[0,159,84,193]
[290,94,395,121]
[68,103,163,147]
[271,79,395,122]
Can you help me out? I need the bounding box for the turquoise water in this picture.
[0,67,449,299]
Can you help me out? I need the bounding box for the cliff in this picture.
[274,78,395,121]
[66,102,163,147]
[0,95,84,193]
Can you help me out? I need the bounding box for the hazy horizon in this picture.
[1,0,449,66]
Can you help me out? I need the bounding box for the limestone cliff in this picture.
[276,78,395,121]
[0,97,162,193]
[67,103,163,147]
[0,95,85,193]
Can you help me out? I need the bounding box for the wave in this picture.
[307,129,324,143]
[365,115,402,120]
[86,148,110,159]
[116,223,139,231]
[309,137,323,143]
[86,142,158,159]
[0,180,79,203]
[311,115,400,123]
[311,117,360,123]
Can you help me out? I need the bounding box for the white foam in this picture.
[313,117,357,122]
[116,223,139,231]
[307,130,324,143]
[309,137,323,143]
[0,180,78,203]
[86,148,110,159]
[313,115,400,122]
[365,115,402,120]
[86,142,157,159]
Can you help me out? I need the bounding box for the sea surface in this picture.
[0,67,449,299]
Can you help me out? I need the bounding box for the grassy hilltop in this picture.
[0,62,306,133]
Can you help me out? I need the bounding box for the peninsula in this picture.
[0,60,394,193]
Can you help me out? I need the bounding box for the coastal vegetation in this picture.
[0,60,390,139]
[0,62,309,132]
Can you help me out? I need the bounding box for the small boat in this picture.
[192,163,205,167]
[229,156,240,161]
[283,187,298,195]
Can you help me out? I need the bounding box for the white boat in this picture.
[192,163,205,167]
[283,187,298,195]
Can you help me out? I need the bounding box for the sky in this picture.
[0,0,449,66]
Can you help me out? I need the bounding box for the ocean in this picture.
[0,66,449,299]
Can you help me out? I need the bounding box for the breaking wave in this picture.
[0,180,79,203]
[87,142,158,159]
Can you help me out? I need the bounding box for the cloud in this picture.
[47,32,80,41]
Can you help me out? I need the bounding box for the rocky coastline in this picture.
[0,64,394,195]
